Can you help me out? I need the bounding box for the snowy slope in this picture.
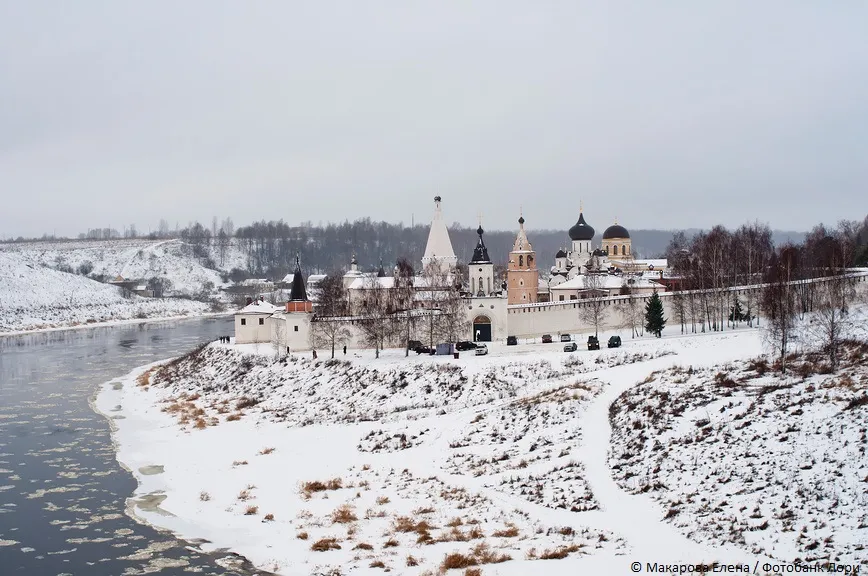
[0,238,246,297]
[609,335,868,566]
[94,328,828,575]
[0,251,210,333]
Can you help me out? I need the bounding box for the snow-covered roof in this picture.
[551,274,663,291]
[238,301,282,314]
[134,285,147,291]
[347,276,395,290]
[347,275,457,291]
[633,259,668,269]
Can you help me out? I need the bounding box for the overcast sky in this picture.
[1,1,866,238]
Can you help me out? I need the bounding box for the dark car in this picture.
[608,335,622,348]
[564,342,578,352]
[560,334,572,342]
[542,334,553,344]
[507,336,518,346]
[456,341,478,351]
[587,335,600,350]
[415,345,433,355]
[408,340,423,351]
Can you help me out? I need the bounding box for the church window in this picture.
[258,318,264,325]
[613,245,618,255]
[241,318,246,326]
[559,295,564,301]
[519,279,523,286]
[478,276,483,292]
[294,325,298,332]
[528,256,533,266]
[623,244,627,255]
[519,255,524,267]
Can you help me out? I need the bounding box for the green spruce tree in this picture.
[729,296,744,324]
[644,290,666,338]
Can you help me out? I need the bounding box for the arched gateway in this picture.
[472,315,491,342]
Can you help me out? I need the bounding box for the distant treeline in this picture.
[7,216,867,283]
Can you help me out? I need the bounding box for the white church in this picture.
[235,197,671,351]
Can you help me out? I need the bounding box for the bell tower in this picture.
[468,218,494,296]
[507,215,538,305]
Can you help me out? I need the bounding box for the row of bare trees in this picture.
[761,225,862,373]
[310,260,470,358]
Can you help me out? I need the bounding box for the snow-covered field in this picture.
[0,251,213,333]
[92,323,860,575]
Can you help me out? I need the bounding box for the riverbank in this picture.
[0,310,234,338]
[96,324,829,575]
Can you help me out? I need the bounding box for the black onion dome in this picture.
[555,248,567,258]
[568,213,595,241]
[603,224,630,239]
[470,227,491,263]
[518,216,525,225]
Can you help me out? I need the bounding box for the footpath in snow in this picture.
[96,325,865,575]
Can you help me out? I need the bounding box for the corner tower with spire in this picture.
[421,196,458,274]
[507,214,539,305]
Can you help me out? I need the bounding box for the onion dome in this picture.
[603,224,630,239]
[555,248,567,259]
[569,213,594,241]
[470,226,491,263]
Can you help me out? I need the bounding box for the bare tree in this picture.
[271,317,286,360]
[670,290,687,334]
[419,261,469,345]
[808,280,851,372]
[579,274,606,337]
[310,274,351,358]
[358,274,390,358]
[389,258,416,357]
[762,246,798,373]
[616,290,644,338]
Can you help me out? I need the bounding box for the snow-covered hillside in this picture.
[96,328,841,575]
[0,251,211,333]
[0,238,246,298]
[609,340,868,567]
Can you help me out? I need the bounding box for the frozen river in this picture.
[0,317,271,576]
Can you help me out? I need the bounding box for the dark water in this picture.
[0,318,270,576]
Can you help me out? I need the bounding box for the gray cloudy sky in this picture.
[1,1,866,238]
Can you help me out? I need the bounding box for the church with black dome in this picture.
[549,206,634,289]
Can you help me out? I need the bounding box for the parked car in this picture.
[408,340,423,351]
[608,335,622,348]
[507,336,518,346]
[435,343,455,356]
[587,335,600,350]
[560,334,572,342]
[564,342,578,352]
[415,345,433,355]
[542,334,553,343]
[475,344,489,356]
[456,341,478,351]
